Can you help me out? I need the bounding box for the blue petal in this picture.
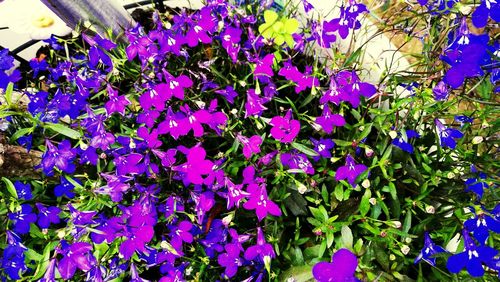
[467,258,485,277]
[472,4,489,28]
[447,252,468,273]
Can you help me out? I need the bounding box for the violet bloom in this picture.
[8,204,37,234]
[41,139,76,176]
[40,258,57,282]
[36,203,61,229]
[169,220,194,251]
[447,229,498,277]
[278,61,319,93]
[225,177,249,209]
[14,181,32,200]
[414,232,447,266]
[185,7,217,47]
[245,89,268,118]
[137,127,162,149]
[218,243,243,278]
[105,86,130,116]
[193,191,215,225]
[90,130,115,151]
[433,81,449,101]
[281,150,315,175]
[173,146,214,185]
[119,223,155,260]
[243,183,281,221]
[270,110,300,143]
[310,137,335,161]
[95,173,132,202]
[221,26,242,62]
[57,241,95,279]
[215,85,238,104]
[312,248,359,282]
[156,74,193,101]
[237,134,263,159]
[180,106,212,137]
[335,154,367,186]
[254,54,274,77]
[115,153,145,176]
[315,106,346,134]
[244,227,275,263]
[435,119,463,149]
[464,208,500,245]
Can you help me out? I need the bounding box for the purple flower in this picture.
[237,134,263,159]
[105,85,130,116]
[278,61,319,93]
[40,259,57,282]
[270,110,300,143]
[57,241,95,279]
[173,146,214,185]
[245,89,268,118]
[29,58,48,77]
[301,0,314,13]
[193,191,215,224]
[41,139,76,176]
[156,74,193,101]
[243,183,281,221]
[464,207,500,245]
[185,7,217,47]
[169,221,194,251]
[312,248,359,282]
[221,26,242,62]
[95,173,132,202]
[336,70,376,108]
[115,153,145,176]
[0,49,15,70]
[36,203,61,229]
[215,85,238,104]
[14,181,32,200]
[414,232,447,266]
[392,130,420,153]
[225,177,249,209]
[433,81,449,101]
[90,130,115,150]
[281,150,315,175]
[310,137,335,161]
[435,119,463,149]
[119,223,155,260]
[157,108,189,140]
[335,154,367,186]
[244,227,275,262]
[315,106,346,134]
[54,176,81,198]
[68,204,97,226]
[8,204,37,234]
[218,243,243,278]
[180,106,212,137]
[446,229,498,277]
[254,54,274,77]
[465,172,489,199]
[90,216,121,244]
[137,127,162,149]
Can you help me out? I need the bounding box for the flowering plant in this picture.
[0,0,498,281]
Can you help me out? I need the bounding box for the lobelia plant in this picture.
[0,0,498,281]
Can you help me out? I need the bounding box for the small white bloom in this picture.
[389,130,398,139]
[425,205,435,214]
[401,245,410,255]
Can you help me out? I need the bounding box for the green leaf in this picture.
[31,243,55,280]
[45,123,81,139]
[326,231,334,248]
[334,184,343,201]
[10,127,34,142]
[5,82,14,105]
[341,225,353,249]
[279,265,314,282]
[359,188,372,216]
[284,18,299,33]
[2,177,18,199]
[292,142,319,157]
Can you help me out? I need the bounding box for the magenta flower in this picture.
[312,248,359,282]
[315,106,345,134]
[335,154,367,186]
[278,61,319,93]
[156,74,193,101]
[281,150,315,175]
[270,110,300,143]
[157,107,189,140]
[119,225,155,260]
[105,85,130,116]
[254,54,274,77]
[137,127,162,149]
[237,134,263,159]
[173,146,214,185]
[221,26,242,62]
[41,139,76,176]
[169,220,194,251]
[225,177,249,209]
[180,106,212,137]
[218,243,243,278]
[57,241,95,279]
[244,227,276,262]
[245,89,268,118]
[243,183,281,221]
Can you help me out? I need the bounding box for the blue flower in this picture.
[14,181,32,200]
[54,176,81,198]
[446,229,498,277]
[1,231,28,280]
[464,207,500,245]
[8,204,37,234]
[36,203,61,229]
[471,0,500,28]
[435,119,463,149]
[465,172,489,199]
[414,232,447,266]
[392,130,420,153]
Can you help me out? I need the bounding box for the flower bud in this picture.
[365,147,374,157]
[389,130,398,139]
[361,179,370,188]
[389,254,396,261]
[369,198,377,205]
[391,221,402,228]
[401,245,410,255]
[425,205,435,214]
[222,213,234,226]
[472,136,483,144]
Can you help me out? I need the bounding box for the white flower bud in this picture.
[297,182,307,194]
[472,136,483,145]
[361,179,370,188]
[391,221,402,228]
[401,245,410,255]
[389,131,398,139]
[425,205,435,214]
[369,198,377,205]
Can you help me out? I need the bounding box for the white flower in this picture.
[0,0,71,40]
